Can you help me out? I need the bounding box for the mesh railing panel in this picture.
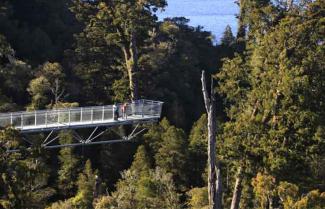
[0,100,163,130]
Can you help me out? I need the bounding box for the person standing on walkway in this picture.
[121,102,125,119]
[122,102,128,119]
[113,103,119,120]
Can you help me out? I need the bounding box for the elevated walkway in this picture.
[0,100,163,149]
[0,100,163,133]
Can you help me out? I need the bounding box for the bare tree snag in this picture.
[201,71,222,209]
[51,78,65,105]
[230,166,244,209]
[216,162,223,209]
[286,0,293,11]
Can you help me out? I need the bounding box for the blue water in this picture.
[158,0,238,43]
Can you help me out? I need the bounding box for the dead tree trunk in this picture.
[286,0,293,11]
[216,162,223,209]
[201,71,222,209]
[51,78,65,105]
[230,166,244,209]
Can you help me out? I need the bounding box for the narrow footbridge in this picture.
[0,100,163,149]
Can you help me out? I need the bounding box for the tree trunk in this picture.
[236,0,246,52]
[230,166,244,209]
[286,0,293,11]
[201,71,222,209]
[236,0,246,40]
[216,162,223,209]
[207,103,217,209]
[122,33,139,101]
[52,78,64,105]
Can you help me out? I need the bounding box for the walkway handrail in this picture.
[0,100,163,131]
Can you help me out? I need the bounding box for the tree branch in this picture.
[201,71,210,113]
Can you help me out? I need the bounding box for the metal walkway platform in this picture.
[0,100,163,149]
[0,100,163,133]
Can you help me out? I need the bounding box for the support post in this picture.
[21,114,24,128]
[57,110,60,123]
[69,109,71,125]
[45,111,48,127]
[141,101,144,118]
[80,108,83,122]
[102,106,105,121]
[91,108,93,123]
[35,111,37,126]
[10,113,13,125]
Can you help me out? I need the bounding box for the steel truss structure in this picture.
[35,124,146,149]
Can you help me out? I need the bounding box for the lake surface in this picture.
[158,0,238,43]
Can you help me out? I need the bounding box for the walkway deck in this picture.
[0,100,163,133]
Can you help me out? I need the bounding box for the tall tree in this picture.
[0,34,31,109]
[0,128,55,208]
[154,119,188,190]
[73,0,167,100]
[217,1,325,208]
[73,160,96,209]
[188,114,208,187]
[130,145,152,175]
[27,62,66,110]
[105,167,180,209]
[57,131,79,198]
[221,25,235,47]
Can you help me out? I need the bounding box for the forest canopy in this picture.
[0,0,324,209]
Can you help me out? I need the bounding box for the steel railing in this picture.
[0,100,163,130]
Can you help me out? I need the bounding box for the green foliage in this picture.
[46,199,74,209]
[217,1,325,208]
[294,190,325,209]
[145,118,189,189]
[187,187,209,209]
[221,25,235,47]
[0,0,79,65]
[0,128,55,209]
[70,1,216,126]
[27,76,51,110]
[72,159,96,209]
[251,173,325,209]
[112,77,131,102]
[0,34,31,109]
[140,18,216,129]
[130,145,152,175]
[105,167,180,209]
[94,195,115,209]
[252,172,277,208]
[0,34,13,57]
[0,0,323,208]
[70,0,167,100]
[188,114,208,187]
[189,114,208,154]
[28,62,66,110]
[57,131,79,197]
[278,181,299,209]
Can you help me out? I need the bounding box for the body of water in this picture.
[158,0,238,43]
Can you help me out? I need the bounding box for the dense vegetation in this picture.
[0,0,324,208]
